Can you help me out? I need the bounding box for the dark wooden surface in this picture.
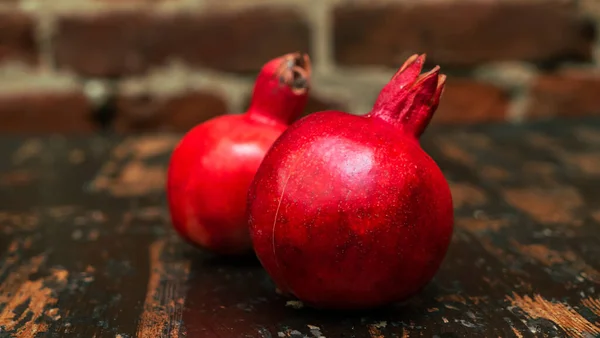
[1,118,600,338]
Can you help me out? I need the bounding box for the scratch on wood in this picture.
[510,326,523,338]
[503,186,583,224]
[511,241,600,283]
[136,239,190,338]
[436,294,467,304]
[508,293,600,337]
[582,297,600,317]
[448,182,488,209]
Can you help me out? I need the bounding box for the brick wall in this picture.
[0,0,599,133]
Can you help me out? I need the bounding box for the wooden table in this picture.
[1,118,599,338]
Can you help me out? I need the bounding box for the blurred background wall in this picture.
[0,0,598,133]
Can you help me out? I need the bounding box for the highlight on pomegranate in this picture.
[248,54,454,309]
[166,52,311,255]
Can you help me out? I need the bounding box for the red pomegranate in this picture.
[247,54,453,309]
[167,52,311,255]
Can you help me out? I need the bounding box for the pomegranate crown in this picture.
[273,52,312,95]
[247,52,312,126]
[370,54,446,138]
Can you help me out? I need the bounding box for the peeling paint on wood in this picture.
[0,256,69,337]
[508,293,600,337]
[512,241,600,283]
[0,119,599,337]
[89,135,178,197]
[368,325,385,338]
[582,297,600,317]
[109,161,167,197]
[136,239,190,338]
[511,326,523,338]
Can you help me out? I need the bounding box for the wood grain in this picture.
[0,118,599,337]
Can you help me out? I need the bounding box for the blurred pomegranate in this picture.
[167,52,311,255]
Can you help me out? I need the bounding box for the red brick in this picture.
[432,78,509,124]
[114,91,229,132]
[54,12,152,77]
[54,8,310,77]
[333,1,594,67]
[525,70,600,119]
[95,0,171,2]
[0,91,95,132]
[0,10,37,65]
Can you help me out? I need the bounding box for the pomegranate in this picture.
[247,54,453,309]
[167,52,311,255]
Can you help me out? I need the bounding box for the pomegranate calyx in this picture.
[247,52,311,126]
[275,52,312,95]
[369,54,446,139]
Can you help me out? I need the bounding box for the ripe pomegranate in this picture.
[247,54,453,309]
[167,52,311,255]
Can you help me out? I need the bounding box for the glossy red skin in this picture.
[248,54,453,309]
[167,53,310,255]
[167,114,287,254]
[248,112,453,309]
